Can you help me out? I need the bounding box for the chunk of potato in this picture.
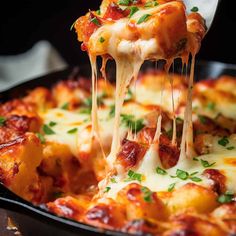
[0,133,43,202]
[166,183,219,214]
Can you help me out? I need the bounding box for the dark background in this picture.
[0,1,235,66]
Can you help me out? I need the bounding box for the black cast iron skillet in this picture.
[1,60,236,236]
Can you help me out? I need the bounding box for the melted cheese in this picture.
[106,136,236,199]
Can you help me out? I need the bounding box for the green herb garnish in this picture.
[125,170,143,182]
[190,176,202,182]
[110,178,117,183]
[191,6,199,12]
[90,17,101,26]
[79,108,91,114]
[43,124,55,135]
[61,102,69,110]
[176,117,183,123]
[104,187,111,193]
[53,191,64,199]
[67,128,78,134]
[217,191,234,204]
[137,14,151,24]
[200,159,216,168]
[198,115,207,124]
[121,114,144,133]
[168,183,176,192]
[118,0,130,6]
[176,169,189,180]
[83,97,92,108]
[227,146,235,150]
[207,102,215,110]
[36,133,46,144]
[144,1,153,7]
[129,6,139,18]
[109,105,115,118]
[124,89,134,102]
[96,9,101,15]
[156,167,167,175]
[173,169,202,182]
[141,186,152,202]
[218,137,229,147]
[49,121,57,127]
[99,37,105,43]
[0,116,6,126]
[144,0,159,7]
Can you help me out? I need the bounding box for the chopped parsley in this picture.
[144,1,158,8]
[193,157,199,161]
[43,124,55,135]
[190,176,202,182]
[118,0,130,6]
[156,167,167,175]
[0,116,6,126]
[137,14,151,24]
[61,102,69,110]
[227,146,235,150]
[104,187,111,193]
[198,115,207,124]
[172,169,202,182]
[129,6,139,18]
[53,191,64,199]
[109,105,115,118]
[67,128,78,134]
[176,169,189,180]
[49,121,57,127]
[141,187,152,202]
[99,37,105,43]
[144,1,153,7]
[110,178,117,183]
[83,97,92,108]
[90,17,101,26]
[217,191,234,204]
[79,108,91,114]
[191,6,199,12]
[200,159,216,168]
[168,183,176,192]
[96,9,101,15]
[83,93,105,110]
[36,133,46,144]
[124,89,134,102]
[218,137,229,147]
[176,117,183,123]
[207,102,215,111]
[121,114,145,133]
[125,170,143,182]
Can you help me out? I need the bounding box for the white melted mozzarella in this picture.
[106,136,236,199]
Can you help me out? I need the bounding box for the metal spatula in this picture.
[183,0,220,31]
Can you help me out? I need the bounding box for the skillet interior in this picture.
[1,60,236,236]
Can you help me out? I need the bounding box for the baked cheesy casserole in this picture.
[1,71,236,235]
[1,0,236,235]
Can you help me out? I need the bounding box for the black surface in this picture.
[0,1,235,65]
[0,61,236,236]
